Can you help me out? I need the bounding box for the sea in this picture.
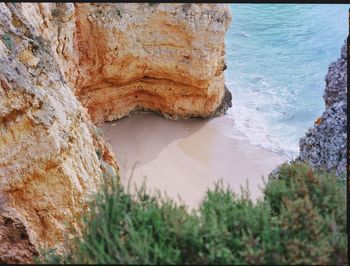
[225,4,349,160]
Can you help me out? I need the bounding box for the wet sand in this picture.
[101,113,286,209]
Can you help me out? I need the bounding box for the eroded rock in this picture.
[299,42,347,178]
[0,3,118,263]
[0,3,231,263]
[73,4,232,123]
[31,3,232,123]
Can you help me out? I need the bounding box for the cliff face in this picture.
[0,3,231,263]
[73,3,232,123]
[16,3,232,123]
[0,3,112,263]
[299,43,347,178]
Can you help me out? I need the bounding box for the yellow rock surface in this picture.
[0,3,118,263]
[18,3,232,123]
[73,4,232,123]
[0,3,231,263]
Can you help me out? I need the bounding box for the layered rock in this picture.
[299,42,347,178]
[14,3,232,124]
[74,3,232,123]
[21,3,232,123]
[0,3,118,263]
[0,3,232,263]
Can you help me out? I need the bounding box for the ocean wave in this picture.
[224,4,349,162]
[225,99,299,161]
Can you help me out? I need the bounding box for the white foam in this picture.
[226,100,299,161]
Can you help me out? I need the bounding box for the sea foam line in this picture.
[225,101,299,161]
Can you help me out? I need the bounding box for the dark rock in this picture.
[324,43,347,108]
[212,84,232,117]
[299,42,347,178]
[0,208,38,264]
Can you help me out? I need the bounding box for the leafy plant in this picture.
[38,162,347,265]
[1,33,14,51]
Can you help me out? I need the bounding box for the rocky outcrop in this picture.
[299,42,347,178]
[72,3,232,123]
[20,3,232,123]
[0,3,231,263]
[0,3,118,263]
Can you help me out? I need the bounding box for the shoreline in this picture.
[101,113,287,209]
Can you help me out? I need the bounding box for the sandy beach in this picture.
[101,113,287,209]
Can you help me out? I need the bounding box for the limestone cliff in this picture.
[299,42,347,178]
[20,3,232,123]
[73,3,232,123]
[0,3,116,263]
[0,3,232,263]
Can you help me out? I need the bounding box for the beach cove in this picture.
[0,3,347,263]
[102,113,286,208]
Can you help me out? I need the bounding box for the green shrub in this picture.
[111,8,122,18]
[38,162,347,265]
[1,33,14,51]
[264,162,347,265]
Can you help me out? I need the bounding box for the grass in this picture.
[38,162,347,265]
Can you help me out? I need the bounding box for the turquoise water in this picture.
[225,4,349,159]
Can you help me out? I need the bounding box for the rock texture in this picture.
[39,3,231,123]
[15,3,232,124]
[0,3,231,263]
[0,3,118,263]
[299,42,347,178]
[72,3,232,123]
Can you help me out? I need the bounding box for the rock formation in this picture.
[0,3,232,263]
[299,42,347,178]
[72,3,232,123]
[14,3,232,124]
[0,3,119,263]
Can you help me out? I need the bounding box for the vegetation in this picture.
[38,162,347,265]
[1,33,14,51]
[32,35,51,54]
[51,8,61,18]
[111,8,122,18]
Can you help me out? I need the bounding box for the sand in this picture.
[101,113,287,209]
